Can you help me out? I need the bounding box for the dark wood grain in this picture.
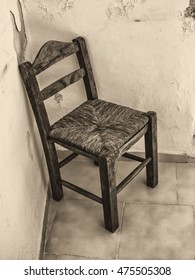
[116,157,151,194]
[145,111,158,188]
[60,179,102,204]
[40,68,86,101]
[122,152,145,162]
[58,152,78,168]
[33,41,79,75]
[99,156,119,232]
[19,62,63,201]
[73,37,98,100]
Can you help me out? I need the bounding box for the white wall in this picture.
[22,0,195,156]
[0,0,48,259]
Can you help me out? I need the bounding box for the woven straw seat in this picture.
[19,37,158,233]
[49,99,148,158]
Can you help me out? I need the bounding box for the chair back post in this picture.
[73,37,98,100]
[19,62,50,138]
[19,62,63,200]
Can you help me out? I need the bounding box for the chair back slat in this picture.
[19,37,98,131]
[40,68,86,101]
[33,41,79,75]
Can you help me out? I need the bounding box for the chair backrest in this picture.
[19,37,98,135]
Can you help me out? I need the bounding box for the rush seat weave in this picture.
[49,99,148,158]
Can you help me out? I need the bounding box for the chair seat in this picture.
[49,99,148,158]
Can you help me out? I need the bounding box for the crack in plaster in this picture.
[10,0,27,63]
[26,131,34,161]
[106,0,146,20]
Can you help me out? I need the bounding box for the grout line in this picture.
[116,202,126,260]
[43,253,57,260]
[192,206,195,260]
[44,252,109,260]
[123,200,195,207]
[175,163,179,205]
[57,196,195,208]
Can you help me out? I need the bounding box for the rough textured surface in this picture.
[22,0,195,156]
[106,0,147,20]
[49,99,148,157]
[0,0,48,259]
[185,0,195,19]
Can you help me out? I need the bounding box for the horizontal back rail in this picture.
[33,41,79,76]
[40,68,86,101]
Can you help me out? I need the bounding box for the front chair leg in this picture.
[99,156,119,232]
[145,111,158,188]
[45,141,63,201]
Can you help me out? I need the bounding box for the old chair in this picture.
[19,37,158,232]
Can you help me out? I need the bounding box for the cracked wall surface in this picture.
[106,0,146,20]
[180,0,195,34]
[22,0,75,22]
[185,0,195,19]
[21,0,195,155]
[0,0,47,259]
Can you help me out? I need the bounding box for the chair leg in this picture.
[145,111,158,188]
[99,156,119,233]
[45,141,63,201]
[94,160,99,166]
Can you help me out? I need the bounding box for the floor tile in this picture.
[55,254,101,260]
[117,162,177,204]
[43,253,56,260]
[119,203,195,260]
[45,199,61,242]
[60,159,101,200]
[45,200,123,259]
[60,160,177,205]
[177,163,195,205]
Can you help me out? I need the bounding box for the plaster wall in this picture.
[0,0,48,259]
[22,0,195,155]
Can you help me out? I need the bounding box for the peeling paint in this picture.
[180,14,195,34]
[180,0,195,34]
[106,0,146,20]
[23,0,76,22]
[58,0,75,12]
[10,0,27,63]
[184,0,195,19]
[26,131,34,161]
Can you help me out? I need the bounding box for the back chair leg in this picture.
[99,156,119,232]
[45,141,63,201]
[145,111,158,188]
[94,160,99,166]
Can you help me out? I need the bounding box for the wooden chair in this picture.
[19,37,158,233]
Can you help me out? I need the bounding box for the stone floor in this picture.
[43,157,195,260]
